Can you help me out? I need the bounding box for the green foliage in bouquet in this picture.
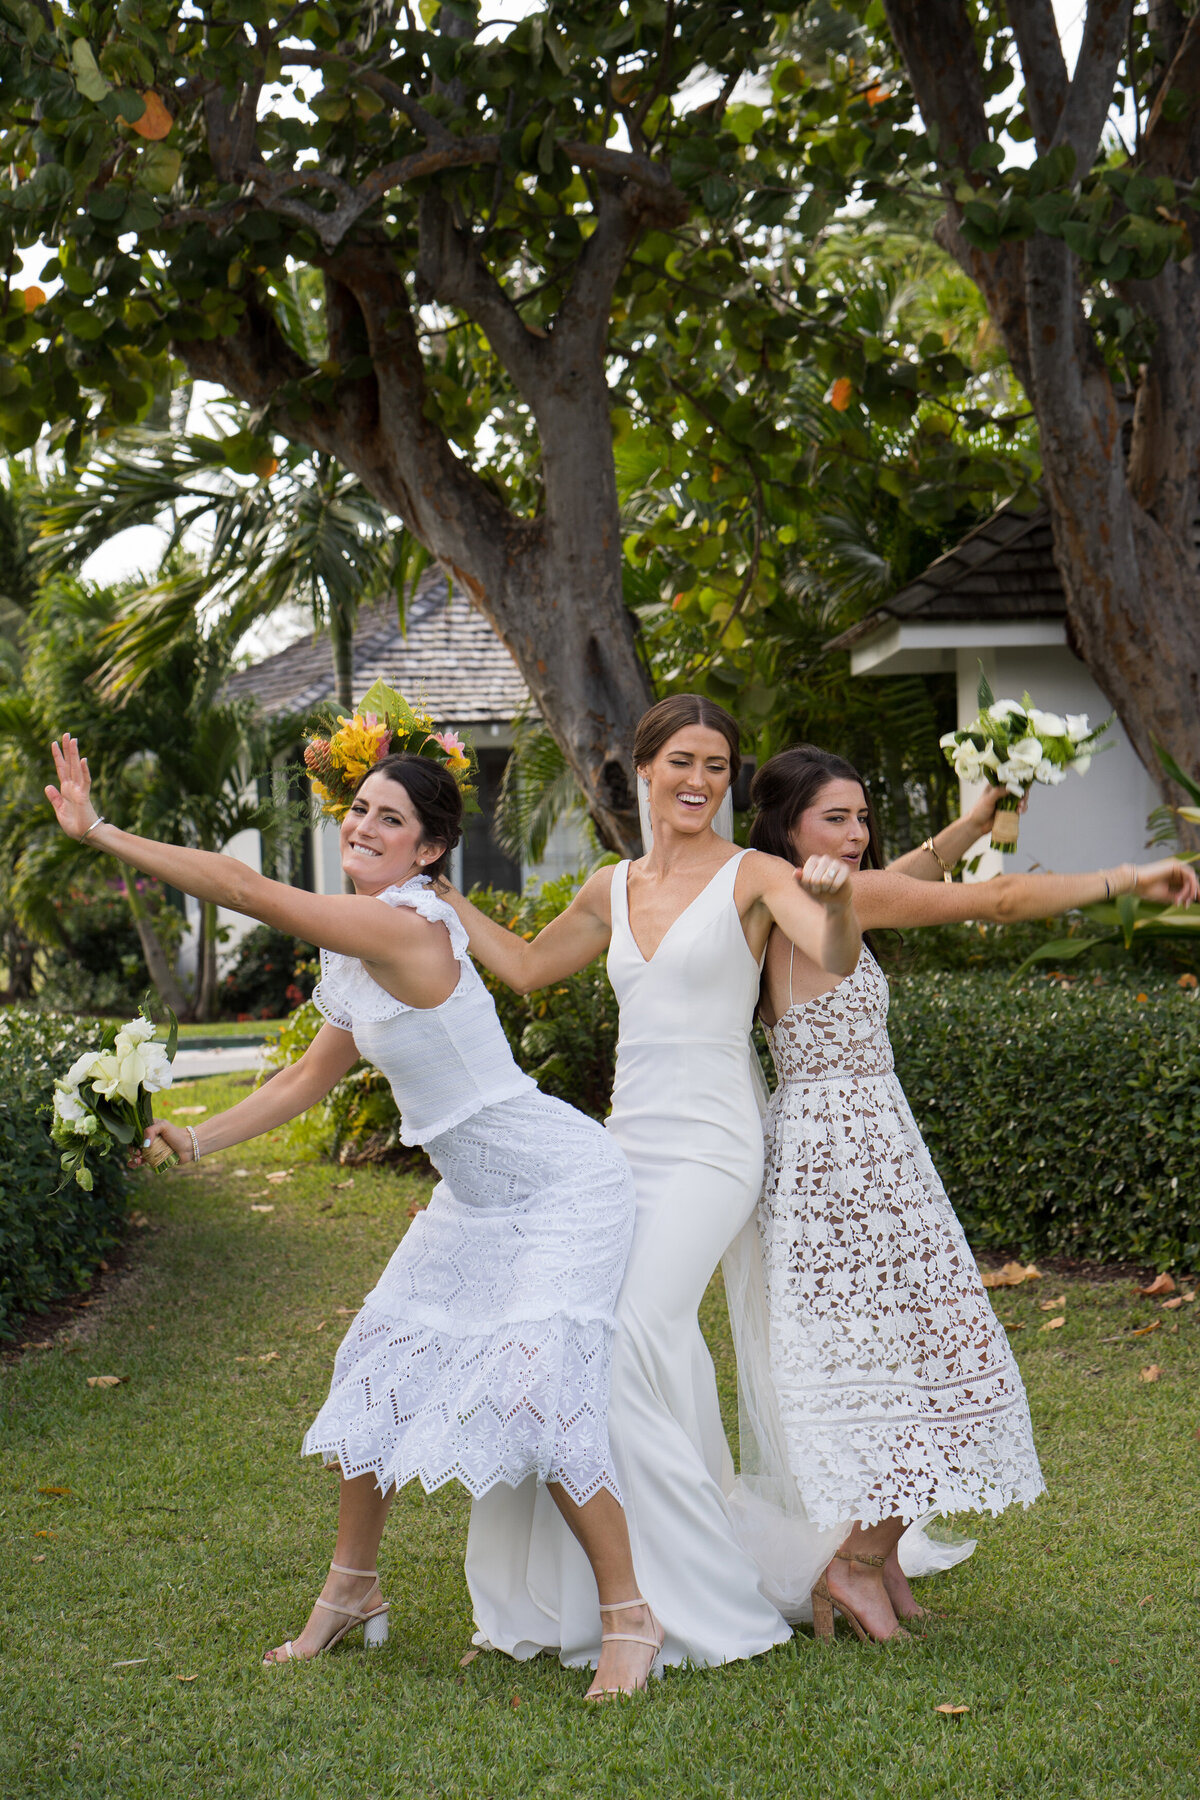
[889,974,1200,1269]
[50,1002,178,1190]
[0,1009,128,1337]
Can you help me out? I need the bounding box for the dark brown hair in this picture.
[633,693,741,779]
[750,744,889,963]
[354,752,463,878]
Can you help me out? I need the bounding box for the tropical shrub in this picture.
[889,973,1200,1270]
[0,1008,129,1338]
[220,926,315,1022]
[34,877,185,1016]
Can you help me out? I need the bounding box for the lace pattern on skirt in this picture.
[761,953,1044,1529]
[302,1092,635,1507]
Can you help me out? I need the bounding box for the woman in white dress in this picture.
[748,743,1198,1642]
[45,735,664,1696]
[445,695,863,1668]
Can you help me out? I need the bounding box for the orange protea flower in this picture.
[303,737,335,781]
[330,712,391,783]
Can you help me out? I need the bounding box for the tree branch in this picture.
[1007,0,1069,148]
[882,0,992,170]
[1139,7,1200,181]
[415,190,548,396]
[1054,0,1132,171]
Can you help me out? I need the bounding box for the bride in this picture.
[444,694,862,1667]
[46,732,664,1696]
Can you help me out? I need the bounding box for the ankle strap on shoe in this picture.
[329,1561,379,1579]
[598,1597,648,1612]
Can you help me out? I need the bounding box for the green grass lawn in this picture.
[174,1020,284,1042]
[4,1074,1199,1800]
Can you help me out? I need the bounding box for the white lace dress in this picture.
[759,949,1045,1529]
[301,878,635,1510]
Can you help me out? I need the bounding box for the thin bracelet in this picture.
[920,836,954,883]
[79,816,107,842]
[186,1125,201,1163]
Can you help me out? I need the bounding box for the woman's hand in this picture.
[144,1120,194,1165]
[1131,859,1200,906]
[46,735,100,840]
[796,855,854,909]
[966,784,1028,835]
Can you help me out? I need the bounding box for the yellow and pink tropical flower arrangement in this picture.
[303,679,476,821]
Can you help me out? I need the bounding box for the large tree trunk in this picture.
[121,869,191,1019]
[884,0,1200,804]
[181,159,673,858]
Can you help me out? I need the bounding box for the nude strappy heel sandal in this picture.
[264,1562,390,1664]
[811,1549,910,1646]
[584,1597,665,1699]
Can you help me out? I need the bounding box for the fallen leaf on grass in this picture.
[1040,1317,1065,1332]
[1101,1320,1163,1342]
[1039,1295,1067,1311]
[34,1530,55,1539]
[934,1704,970,1715]
[1138,1595,1154,1607]
[259,1352,279,1363]
[1139,1364,1161,1383]
[86,1375,125,1388]
[1162,1297,1185,1311]
[265,1170,293,1184]
[459,1649,480,1667]
[1138,1273,1176,1297]
[113,1658,148,1668]
[510,1693,521,1709]
[230,1169,250,1178]
[249,1204,274,1214]
[1183,1292,1197,1304]
[128,1211,151,1228]
[335,1306,356,1317]
[32,1554,45,1563]
[171,1105,208,1117]
[37,1486,72,1496]
[335,1178,354,1189]
[22,1340,54,1351]
[1167,1322,1179,1335]
[314,1320,326,1332]
[1000,1320,1024,1331]
[176,1674,198,1683]
[980,1262,1028,1289]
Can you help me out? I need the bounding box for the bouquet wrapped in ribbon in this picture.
[940,671,1112,853]
[303,678,475,820]
[51,1005,179,1190]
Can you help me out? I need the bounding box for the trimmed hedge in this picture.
[889,973,1200,1269]
[0,1009,129,1338]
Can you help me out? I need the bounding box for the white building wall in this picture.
[954,644,1161,878]
[176,823,263,982]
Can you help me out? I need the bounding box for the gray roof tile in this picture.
[225,568,531,727]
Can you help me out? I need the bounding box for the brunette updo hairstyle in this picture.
[633,693,741,779]
[353,752,463,878]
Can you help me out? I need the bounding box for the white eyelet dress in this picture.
[300,878,636,1523]
[758,948,1045,1530]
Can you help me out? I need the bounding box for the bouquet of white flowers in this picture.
[50,1005,179,1190]
[940,671,1112,853]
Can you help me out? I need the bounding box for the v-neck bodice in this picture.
[606,851,765,1186]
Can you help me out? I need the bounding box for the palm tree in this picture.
[33,419,430,707]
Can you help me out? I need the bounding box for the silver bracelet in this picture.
[79,816,107,842]
[186,1125,201,1163]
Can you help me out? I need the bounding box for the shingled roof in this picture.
[225,567,530,726]
[826,500,1062,653]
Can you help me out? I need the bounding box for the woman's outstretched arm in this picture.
[145,1024,360,1164]
[46,735,442,979]
[440,868,614,995]
[851,858,1199,931]
[748,852,862,976]
[889,787,1021,879]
